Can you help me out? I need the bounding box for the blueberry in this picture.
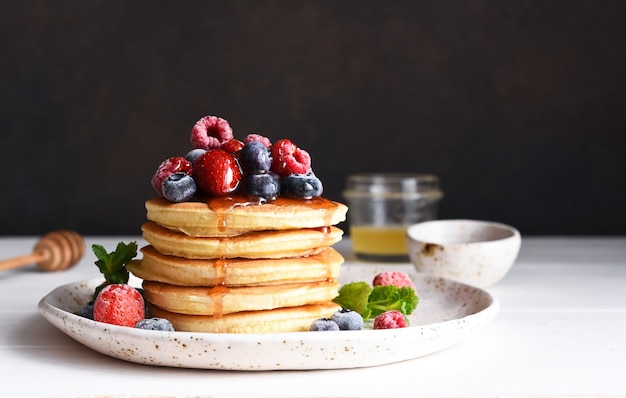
[162,172,197,202]
[310,318,340,331]
[239,141,271,173]
[76,301,94,320]
[135,317,175,331]
[185,148,207,165]
[331,309,364,330]
[243,173,280,201]
[280,173,323,199]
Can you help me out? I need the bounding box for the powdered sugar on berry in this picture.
[151,157,193,197]
[93,284,145,327]
[373,310,409,329]
[373,271,416,290]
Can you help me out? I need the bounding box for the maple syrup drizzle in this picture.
[205,195,338,233]
[319,226,331,234]
[199,194,339,318]
[208,285,229,318]
[207,257,230,318]
[206,195,260,232]
[214,257,228,285]
[207,196,235,232]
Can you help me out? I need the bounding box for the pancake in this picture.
[142,221,343,259]
[127,245,343,287]
[142,279,339,316]
[148,302,341,333]
[145,196,348,237]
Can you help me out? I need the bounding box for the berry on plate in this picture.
[93,284,145,327]
[270,139,312,177]
[310,318,340,331]
[373,271,415,290]
[194,149,242,195]
[373,310,409,330]
[135,317,175,331]
[191,115,233,150]
[151,157,193,197]
[76,301,94,320]
[331,309,364,330]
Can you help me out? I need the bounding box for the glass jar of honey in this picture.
[343,173,443,262]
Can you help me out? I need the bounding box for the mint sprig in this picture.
[333,282,419,321]
[91,241,138,300]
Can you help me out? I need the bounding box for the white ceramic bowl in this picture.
[406,219,521,288]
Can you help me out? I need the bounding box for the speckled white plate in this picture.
[38,265,499,370]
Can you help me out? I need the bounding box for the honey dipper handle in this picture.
[0,252,46,271]
[0,230,85,272]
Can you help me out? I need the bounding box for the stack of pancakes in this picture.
[128,195,348,333]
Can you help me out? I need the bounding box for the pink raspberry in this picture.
[191,115,234,150]
[373,310,408,330]
[93,284,145,327]
[244,133,272,148]
[151,156,193,197]
[270,139,312,177]
[373,271,415,290]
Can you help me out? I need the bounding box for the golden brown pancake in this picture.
[145,196,348,237]
[142,221,343,259]
[148,302,341,333]
[142,279,339,316]
[135,192,348,333]
[127,245,343,287]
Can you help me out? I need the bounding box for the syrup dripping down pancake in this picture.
[145,196,348,237]
[142,279,339,316]
[141,221,344,259]
[127,246,343,287]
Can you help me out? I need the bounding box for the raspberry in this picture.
[93,284,145,327]
[373,310,409,330]
[151,157,193,197]
[191,115,234,150]
[270,139,312,177]
[373,271,415,290]
[244,133,272,148]
[193,149,242,195]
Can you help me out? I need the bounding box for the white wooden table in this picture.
[1,236,625,397]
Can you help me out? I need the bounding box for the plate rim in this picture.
[38,273,499,370]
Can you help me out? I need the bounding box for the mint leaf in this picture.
[366,285,419,318]
[92,241,138,285]
[333,282,373,319]
[333,281,419,321]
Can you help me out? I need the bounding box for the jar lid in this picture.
[342,173,444,200]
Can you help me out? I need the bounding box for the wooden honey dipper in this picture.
[0,230,85,272]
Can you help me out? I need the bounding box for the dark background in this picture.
[1,1,625,236]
